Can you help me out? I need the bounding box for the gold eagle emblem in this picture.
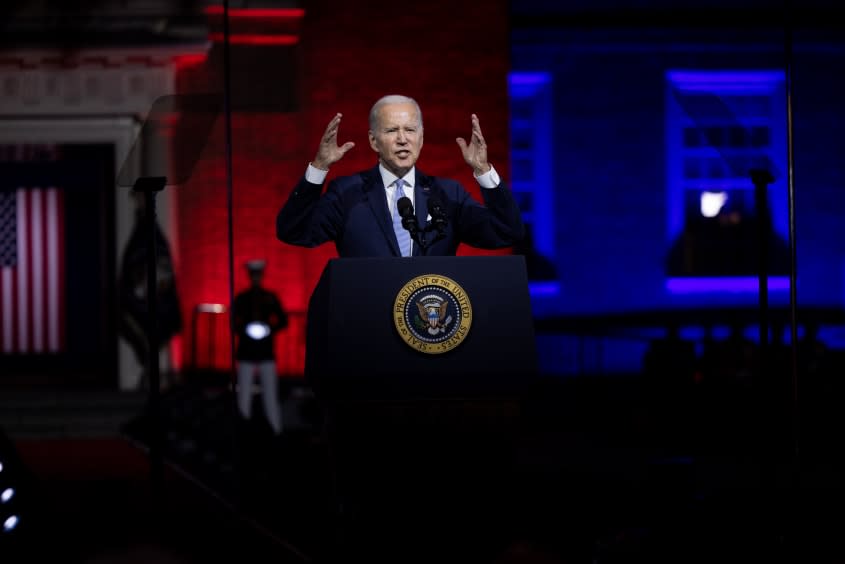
[416,295,450,335]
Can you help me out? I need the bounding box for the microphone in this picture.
[397,196,420,237]
[427,195,448,235]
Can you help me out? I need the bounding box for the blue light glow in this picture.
[509,70,556,264]
[529,281,561,296]
[665,68,790,269]
[667,70,784,91]
[666,276,790,293]
[509,72,552,97]
[509,72,551,86]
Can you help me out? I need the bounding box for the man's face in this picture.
[368,102,423,178]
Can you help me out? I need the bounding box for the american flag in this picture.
[0,187,65,354]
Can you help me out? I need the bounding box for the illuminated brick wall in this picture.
[173,1,510,377]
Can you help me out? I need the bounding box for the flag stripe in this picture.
[46,188,60,352]
[57,188,66,351]
[39,189,52,353]
[17,188,29,352]
[1,267,11,353]
[31,188,44,353]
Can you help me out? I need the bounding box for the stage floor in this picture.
[3,378,845,563]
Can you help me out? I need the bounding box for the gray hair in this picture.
[368,94,423,131]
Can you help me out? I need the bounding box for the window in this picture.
[509,72,558,291]
[665,70,789,292]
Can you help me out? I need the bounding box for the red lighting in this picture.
[204,6,305,19]
[172,53,207,70]
[209,33,299,46]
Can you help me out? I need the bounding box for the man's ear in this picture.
[368,131,378,152]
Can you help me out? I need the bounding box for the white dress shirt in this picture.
[378,165,415,217]
[304,162,501,193]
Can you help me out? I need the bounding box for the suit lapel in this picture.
[363,165,401,256]
[413,170,432,256]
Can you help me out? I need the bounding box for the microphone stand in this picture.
[423,222,447,249]
[399,195,447,256]
[401,215,427,255]
[408,218,447,256]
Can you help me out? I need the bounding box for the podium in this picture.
[305,256,538,558]
[306,255,538,401]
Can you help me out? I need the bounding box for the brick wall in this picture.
[173,1,510,376]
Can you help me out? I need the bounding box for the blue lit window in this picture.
[665,70,789,293]
[508,72,559,291]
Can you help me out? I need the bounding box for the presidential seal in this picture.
[393,274,472,354]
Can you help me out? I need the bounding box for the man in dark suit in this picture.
[277,95,524,561]
[276,94,524,257]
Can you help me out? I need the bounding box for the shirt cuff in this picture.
[305,163,329,185]
[475,165,500,189]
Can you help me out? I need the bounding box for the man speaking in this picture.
[275,94,528,562]
[276,94,524,256]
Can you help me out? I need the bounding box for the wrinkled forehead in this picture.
[376,103,421,128]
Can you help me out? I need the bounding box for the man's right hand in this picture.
[312,113,355,170]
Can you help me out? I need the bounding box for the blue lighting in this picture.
[667,70,784,91]
[529,281,561,296]
[665,68,790,287]
[666,276,790,294]
[508,70,556,269]
[509,72,552,98]
[509,72,551,86]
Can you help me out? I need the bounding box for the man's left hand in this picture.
[456,113,491,176]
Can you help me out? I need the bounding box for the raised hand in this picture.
[455,113,491,176]
[312,113,355,170]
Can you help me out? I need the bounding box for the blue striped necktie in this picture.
[392,178,411,257]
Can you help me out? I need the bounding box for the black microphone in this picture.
[397,196,420,236]
[427,195,448,235]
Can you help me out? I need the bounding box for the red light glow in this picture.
[203,6,305,19]
[209,33,299,46]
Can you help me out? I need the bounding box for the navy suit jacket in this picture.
[276,165,524,257]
